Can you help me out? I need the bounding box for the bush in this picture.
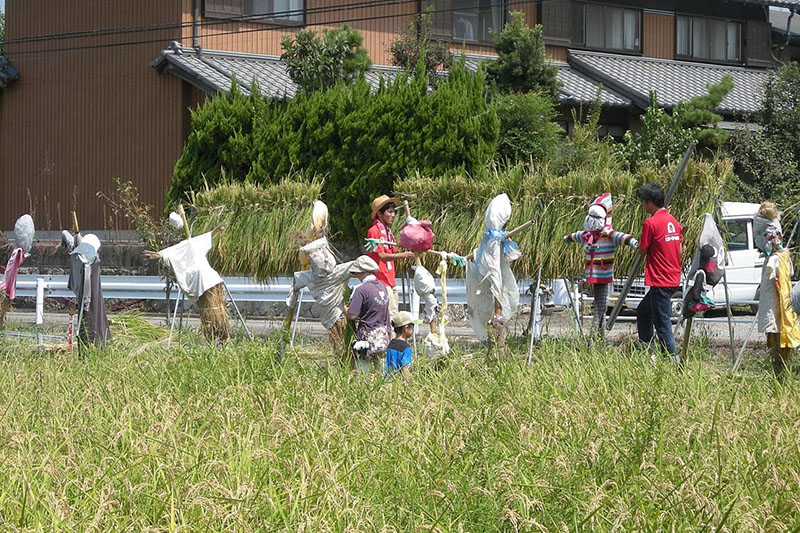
[172,60,499,237]
[762,62,800,164]
[169,81,264,204]
[487,11,559,98]
[281,25,370,94]
[620,77,733,170]
[492,92,561,162]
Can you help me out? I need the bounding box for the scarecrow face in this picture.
[584,205,607,232]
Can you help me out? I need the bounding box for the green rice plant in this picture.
[396,155,734,278]
[0,333,799,530]
[190,178,322,280]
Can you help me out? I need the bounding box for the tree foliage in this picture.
[171,60,498,236]
[487,11,559,98]
[389,8,452,76]
[620,76,733,169]
[0,13,5,56]
[729,63,800,205]
[281,25,370,94]
[169,81,264,203]
[492,91,561,163]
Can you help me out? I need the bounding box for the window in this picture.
[452,0,506,42]
[722,220,749,251]
[246,0,303,22]
[572,2,640,52]
[205,0,303,22]
[676,15,741,62]
[423,0,507,43]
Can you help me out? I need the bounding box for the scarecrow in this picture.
[0,214,35,327]
[286,201,353,352]
[466,193,522,356]
[754,202,800,374]
[563,193,637,336]
[65,233,112,347]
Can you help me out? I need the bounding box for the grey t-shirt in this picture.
[347,277,391,331]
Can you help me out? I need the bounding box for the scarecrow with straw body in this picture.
[754,202,800,374]
[563,193,638,337]
[286,201,354,353]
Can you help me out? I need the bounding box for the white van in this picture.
[611,202,762,314]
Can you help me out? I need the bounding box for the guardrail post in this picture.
[35,278,45,326]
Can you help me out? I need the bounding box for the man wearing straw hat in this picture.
[366,195,415,316]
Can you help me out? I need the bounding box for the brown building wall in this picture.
[643,11,676,60]
[0,1,185,230]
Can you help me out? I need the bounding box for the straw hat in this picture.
[349,255,379,274]
[370,195,397,220]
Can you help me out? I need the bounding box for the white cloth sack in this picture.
[300,237,336,276]
[14,214,35,254]
[286,260,354,329]
[685,213,726,291]
[758,253,782,334]
[467,193,519,340]
[159,232,223,302]
[424,331,450,359]
[413,265,438,323]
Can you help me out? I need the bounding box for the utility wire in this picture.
[6,0,555,56]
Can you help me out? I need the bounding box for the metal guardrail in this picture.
[12,275,534,306]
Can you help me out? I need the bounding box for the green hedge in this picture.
[171,60,499,237]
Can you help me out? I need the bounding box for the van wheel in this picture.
[671,300,683,318]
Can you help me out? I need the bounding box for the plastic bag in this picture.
[13,214,35,253]
[399,216,435,252]
[413,265,436,295]
[424,332,450,360]
[484,194,512,229]
[300,237,336,276]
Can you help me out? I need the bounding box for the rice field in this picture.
[1,323,800,531]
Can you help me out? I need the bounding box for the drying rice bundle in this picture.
[191,179,323,280]
[198,283,229,342]
[396,157,734,279]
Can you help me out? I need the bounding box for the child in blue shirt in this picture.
[386,311,420,378]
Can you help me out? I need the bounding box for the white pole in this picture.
[35,277,45,326]
[290,288,304,347]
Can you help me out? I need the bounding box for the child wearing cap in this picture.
[386,311,420,378]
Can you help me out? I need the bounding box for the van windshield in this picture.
[722,220,749,251]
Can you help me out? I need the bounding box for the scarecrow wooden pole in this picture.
[71,211,80,235]
[607,142,695,331]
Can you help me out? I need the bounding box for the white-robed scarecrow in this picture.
[466,194,521,355]
[286,201,353,352]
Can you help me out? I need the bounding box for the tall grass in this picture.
[191,178,322,280]
[396,157,734,278]
[0,333,799,530]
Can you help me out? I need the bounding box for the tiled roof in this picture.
[568,50,772,115]
[150,47,401,97]
[462,53,632,107]
[152,46,772,116]
[0,58,20,90]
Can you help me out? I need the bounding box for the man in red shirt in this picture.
[636,183,683,363]
[366,195,415,316]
